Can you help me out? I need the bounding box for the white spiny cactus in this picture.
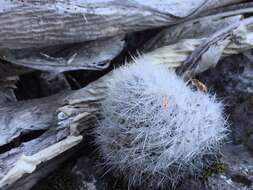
[95,57,228,189]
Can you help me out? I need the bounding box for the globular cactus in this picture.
[95,58,228,189]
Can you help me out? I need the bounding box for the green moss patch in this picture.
[200,162,226,181]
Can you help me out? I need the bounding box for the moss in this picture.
[33,166,79,190]
[200,161,226,181]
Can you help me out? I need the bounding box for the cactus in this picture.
[95,58,228,189]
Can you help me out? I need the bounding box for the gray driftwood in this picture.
[178,16,253,78]
[0,0,245,49]
[0,74,109,190]
[0,35,125,72]
[140,5,253,77]
[143,15,243,51]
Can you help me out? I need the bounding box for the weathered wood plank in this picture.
[0,0,245,49]
[178,16,253,78]
[0,35,125,72]
[0,73,108,189]
[143,15,243,51]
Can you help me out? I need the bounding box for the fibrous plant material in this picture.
[95,59,228,189]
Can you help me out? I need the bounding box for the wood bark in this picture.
[141,17,253,67]
[143,15,243,51]
[0,74,109,190]
[178,17,253,78]
[141,5,253,78]
[0,0,245,49]
[0,35,125,72]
